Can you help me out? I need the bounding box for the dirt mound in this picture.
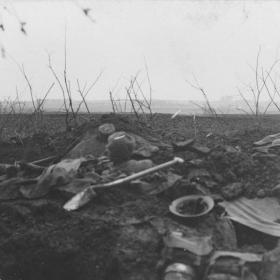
[204,145,280,197]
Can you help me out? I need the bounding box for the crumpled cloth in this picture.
[220,197,280,237]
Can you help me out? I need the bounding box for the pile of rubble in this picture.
[1,120,280,280]
[0,123,182,203]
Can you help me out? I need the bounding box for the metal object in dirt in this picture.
[107,131,136,163]
[254,132,280,146]
[164,231,213,256]
[98,123,116,141]
[203,251,261,280]
[164,263,196,280]
[64,157,184,211]
[169,195,214,218]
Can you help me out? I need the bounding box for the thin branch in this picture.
[237,87,255,115]
[186,77,217,117]
[83,70,103,98]
[48,54,69,113]
[144,59,152,107]
[109,91,117,113]
[76,79,90,114]
[262,70,280,112]
[18,64,36,111]
[37,82,55,112]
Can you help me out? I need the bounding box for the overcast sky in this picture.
[1,0,280,102]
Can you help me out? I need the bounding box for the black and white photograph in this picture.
[1,0,280,279]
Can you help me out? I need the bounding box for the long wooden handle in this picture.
[94,157,184,189]
[63,157,184,211]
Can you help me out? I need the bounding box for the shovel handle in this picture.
[63,157,184,211]
[95,157,184,189]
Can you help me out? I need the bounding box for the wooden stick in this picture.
[64,157,184,211]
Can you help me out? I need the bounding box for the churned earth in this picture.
[1,113,280,280]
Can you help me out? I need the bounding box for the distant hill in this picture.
[42,99,201,114]
[1,99,200,114]
[1,98,280,115]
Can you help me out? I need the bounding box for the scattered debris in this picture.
[164,263,196,280]
[171,109,182,119]
[253,132,280,155]
[130,132,159,158]
[97,123,116,142]
[213,216,237,250]
[64,157,184,211]
[169,195,214,218]
[189,144,211,155]
[67,134,106,159]
[256,189,266,198]
[220,197,280,237]
[254,132,280,146]
[221,182,244,200]
[252,152,277,159]
[0,178,28,200]
[117,159,154,174]
[187,168,212,186]
[164,231,213,256]
[224,145,241,154]
[131,171,182,195]
[20,21,27,35]
[204,251,261,280]
[210,250,263,263]
[173,138,210,155]
[2,118,280,279]
[21,158,87,199]
[189,158,204,167]
[262,245,280,280]
[107,131,136,163]
[172,138,195,151]
[271,184,280,197]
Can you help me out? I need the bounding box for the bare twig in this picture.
[47,54,69,114]
[186,76,217,117]
[37,82,54,113]
[76,79,90,114]
[237,87,255,115]
[237,48,280,120]
[18,64,36,111]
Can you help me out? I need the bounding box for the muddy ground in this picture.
[1,113,280,280]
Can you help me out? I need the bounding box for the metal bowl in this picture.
[169,195,214,218]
